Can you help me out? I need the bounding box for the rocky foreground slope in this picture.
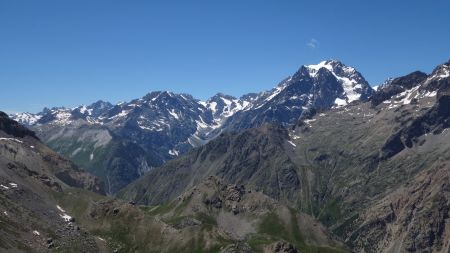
[0,111,104,251]
[119,60,450,252]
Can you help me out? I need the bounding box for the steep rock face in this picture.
[376,61,450,161]
[421,60,450,94]
[348,164,450,253]
[118,124,302,206]
[381,94,450,160]
[370,71,428,107]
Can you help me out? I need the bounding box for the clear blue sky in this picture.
[1,0,449,113]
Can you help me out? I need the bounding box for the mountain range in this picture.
[11,60,375,194]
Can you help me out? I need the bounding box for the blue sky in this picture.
[1,0,449,113]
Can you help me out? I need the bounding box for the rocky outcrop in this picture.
[348,165,450,253]
[264,241,299,253]
[380,94,450,160]
[118,124,302,206]
[371,71,428,107]
[0,111,38,139]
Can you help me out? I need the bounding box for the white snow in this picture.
[335,76,362,103]
[168,109,180,119]
[424,91,437,97]
[287,140,297,147]
[304,118,317,125]
[168,149,179,156]
[306,61,333,77]
[381,84,438,109]
[8,183,17,188]
[266,85,286,101]
[187,136,196,147]
[398,85,420,105]
[33,230,40,236]
[138,122,164,131]
[30,145,35,149]
[0,138,23,144]
[108,108,133,121]
[205,97,249,120]
[241,100,250,109]
[56,205,66,213]
[56,205,73,222]
[114,110,130,118]
[334,98,347,106]
[10,112,42,125]
[424,66,450,84]
[151,93,161,101]
[137,118,168,132]
[438,67,450,79]
[3,211,7,216]
[209,102,218,114]
[289,132,301,140]
[90,153,94,161]
[60,214,73,222]
[388,104,400,110]
[53,110,73,125]
[221,97,232,106]
[195,117,209,130]
[1,184,9,190]
[291,135,300,140]
[138,124,153,131]
[187,134,207,148]
[307,60,364,105]
[79,105,90,115]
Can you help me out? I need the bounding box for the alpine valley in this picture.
[3,59,450,253]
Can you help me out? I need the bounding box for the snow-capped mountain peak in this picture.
[425,61,450,83]
[305,60,373,105]
[420,60,450,94]
[204,93,251,120]
[11,112,42,126]
[305,60,335,77]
